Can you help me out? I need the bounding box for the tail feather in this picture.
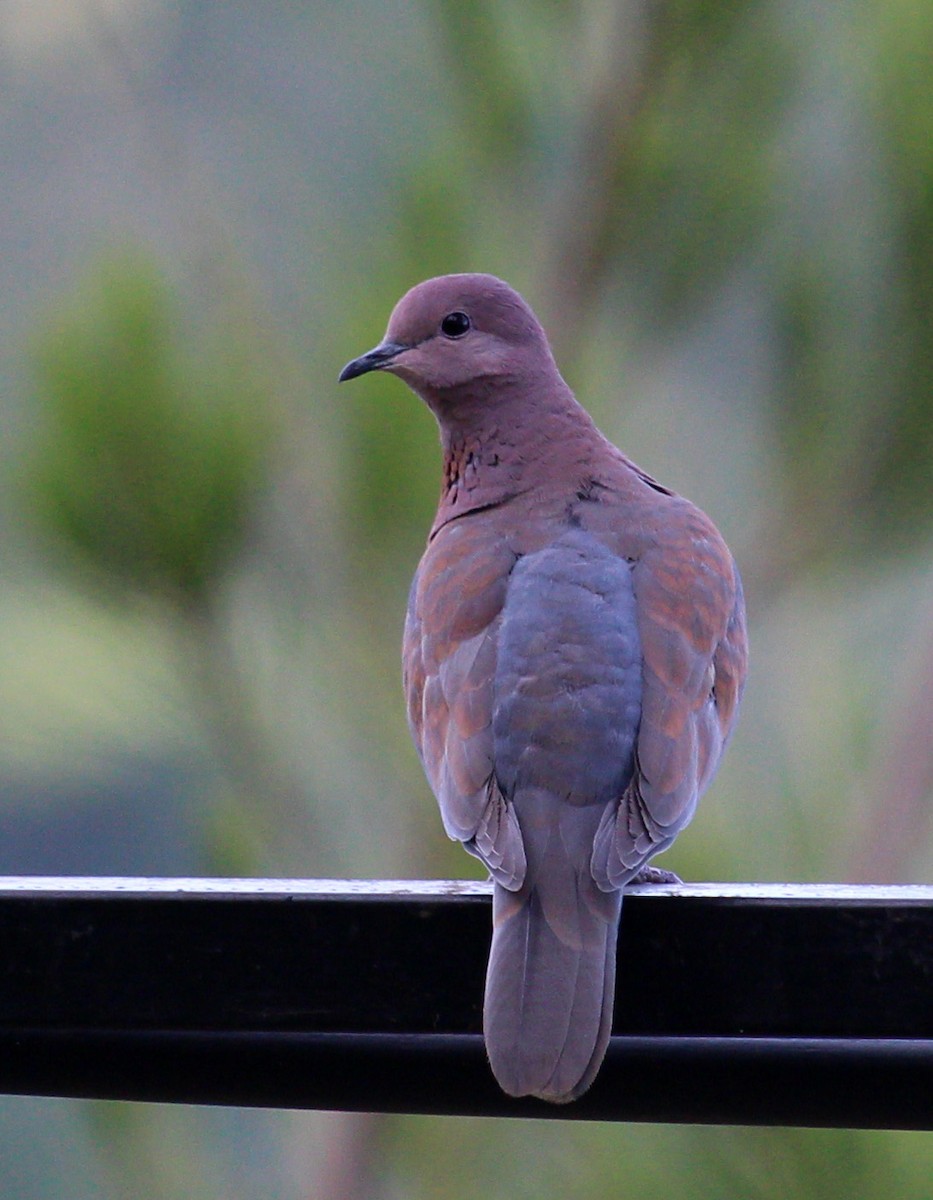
[483,880,622,1102]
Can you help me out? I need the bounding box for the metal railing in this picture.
[1,878,930,1128]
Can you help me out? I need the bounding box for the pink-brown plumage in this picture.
[340,274,747,1102]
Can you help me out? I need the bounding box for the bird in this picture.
[339,274,747,1103]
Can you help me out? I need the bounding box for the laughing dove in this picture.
[340,274,747,1103]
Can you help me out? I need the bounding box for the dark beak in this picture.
[338,339,408,382]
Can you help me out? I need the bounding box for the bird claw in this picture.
[631,864,683,885]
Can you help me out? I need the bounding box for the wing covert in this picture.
[593,503,748,887]
[403,519,525,888]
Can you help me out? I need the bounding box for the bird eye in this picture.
[440,311,471,338]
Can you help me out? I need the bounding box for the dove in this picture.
[339,274,747,1102]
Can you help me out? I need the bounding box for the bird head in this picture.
[339,274,556,398]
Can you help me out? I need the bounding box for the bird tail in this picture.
[483,872,622,1103]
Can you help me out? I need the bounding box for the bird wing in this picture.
[592,497,748,886]
[403,517,526,889]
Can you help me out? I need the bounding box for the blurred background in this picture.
[1,0,931,1196]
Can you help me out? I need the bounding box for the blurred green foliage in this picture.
[30,252,272,608]
[1,0,931,1199]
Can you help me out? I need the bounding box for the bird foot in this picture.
[631,864,682,885]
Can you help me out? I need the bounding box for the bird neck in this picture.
[427,374,605,536]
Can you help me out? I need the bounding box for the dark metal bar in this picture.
[0,878,931,1127]
[1,1031,930,1129]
